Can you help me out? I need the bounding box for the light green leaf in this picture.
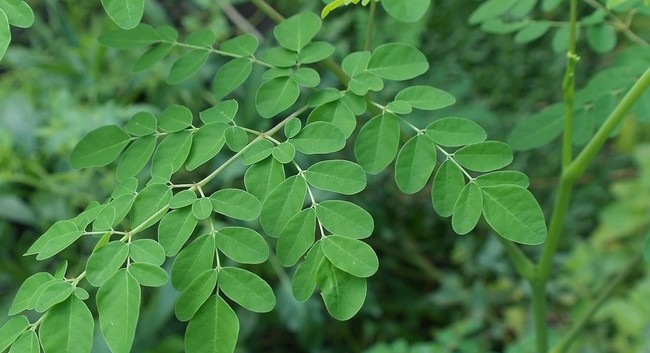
[381,0,430,22]
[213,57,253,100]
[426,117,487,147]
[260,176,307,237]
[185,29,215,47]
[551,26,570,53]
[185,295,238,353]
[317,260,367,321]
[307,100,356,139]
[242,139,274,165]
[158,105,192,132]
[273,12,321,52]
[431,159,466,217]
[342,91,367,115]
[192,198,213,220]
[98,24,159,48]
[514,21,551,44]
[255,77,300,118]
[175,269,218,322]
[386,100,412,114]
[277,208,316,267]
[128,262,168,287]
[304,160,366,195]
[587,24,617,53]
[101,0,144,29]
[8,330,39,353]
[200,100,238,124]
[171,234,215,291]
[395,85,455,110]
[395,134,437,194]
[97,269,140,353]
[129,239,165,266]
[219,267,276,313]
[71,201,105,229]
[210,188,261,221]
[348,71,384,95]
[125,111,157,136]
[170,190,198,209]
[74,287,89,300]
[292,241,325,301]
[168,50,209,84]
[158,207,198,256]
[298,41,335,64]
[292,67,320,87]
[307,88,342,107]
[224,126,249,152]
[220,33,258,56]
[151,130,193,175]
[35,225,84,261]
[0,9,8,60]
[0,0,34,28]
[454,141,513,172]
[130,183,171,228]
[86,241,129,287]
[116,135,155,181]
[475,171,530,188]
[156,25,178,41]
[342,51,371,77]
[70,125,131,169]
[0,316,29,351]
[321,235,378,278]
[284,118,302,138]
[93,194,135,231]
[261,47,297,67]
[290,121,346,155]
[262,67,293,80]
[112,178,137,200]
[452,182,483,235]
[34,280,73,312]
[133,42,174,72]
[25,220,80,256]
[481,185,547,245]
[354,113,400,174]
[244,157,286,200]
[216,227,269,264]
[367,43,428,81]
[272,142,296,164]
[507,104,564,151]
[185,122,228,171]
[40,297,93,353]
[468,0,518,24]
[9,273,53,314]
[27,278,57,310]
[315,200,374,239]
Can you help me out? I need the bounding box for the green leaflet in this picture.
[0,0,34,28]
[468,0,518,25]
[130,183,172,228]
[292,67,321,87]
[224,126,249,152]
[158,105,193,132]
[97,269,140,353]
[93,194,135,231]
[342,51,371,77]
[426,117,487,147]
[127,262,168,287]
[321,235,378,278]
[8,330,39,353]
[273,12,321,52]
[587,24,617,54]
[112,177,138,198]
[507,104,564,151]
[454,141,513,172]
[9,272,53,314]
[354,113,400,174]
[218,267,276,313]
[192,198,213,220]
[244,157,286,200]
[395,85,455,110]
[292,241,325,301]
[367,43,428,81]
[262,47,297,67]
[25,220,80,256]
[125,111,157,136]
[342,91,367,115]
[348,72,384,95]
[158,207,198,256]
[304,160,366,195]
[133,42,173,72]
[272,142,296,164]
[220,33,258,56]
[0,316,29,351]
[171,234,216,291]
[307,88,342,107]
[185,122,228,171]
[40,297,94,353]
[213,57,253,100]
[116,135,156,181]
[262,67,293,80]
[98,25,159,49]
[242,140,274,165]
[71,201,105,229]
[298,41,335,64]
[481,185,547,245]
[185,295,238,353]
[277,208,316,267]
[168,50,209,84]
[200,100,238,124]
[70,125,131,169]
[175,269,218,322]
[431,159,466,217]
[260,176,307,237]
[381,0,429,22]
[129,239,166,266]
[317,260,367,321]
[34,281,73,312]
[283,117,302,138]
[307,100,356,139]
[210,188,261,221]
[86,241,129,287]
[101,0,144,29]
[514,21,551,44]
[170,190,198,209]
[290,121,346,155]
[394,134,437,194]
[475,171,530,188]
[452,182,483,235]
[386,100,412,114]
[0,10,8,60]
[216,227,269,264]
[185,30,216,47]
[315,200,374,239]
[151,130,193,175]
[255,77,300,118]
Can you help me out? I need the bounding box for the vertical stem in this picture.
[532,280,549,353]
[561,0,579,168]
[364,0,376,51]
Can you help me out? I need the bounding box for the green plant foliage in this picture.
[101,0,144,29]
[39,297,94,353]
[96,269,140,353]
[381,0,430,23]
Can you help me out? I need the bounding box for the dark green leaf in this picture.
[307,100,356,139]
[452,182,483,235]
[200,100,238,124]
[367,43,428,81]
[86,241,129,287]
[475,171,530,188]
[342,51,371,77]
[322,235,378,278]
[261,47,297,67]
[242,139,274,165]
[431,159,466,217]
[468,0,517,24]
[213,58,253,100]
[40,297,93,353]
[98,24,159,48]
[168,50,209,84]
[454,141,513,172]
[185,122,228,171]
[381,0,430,22]
[101,0,144,29]
[260,176,307,237]
[255,77,300,118]
[130,183,172,228]
[133,42,173,72]
[220,33,258,56]
[0,10,8,60]
[273,12,321,52]
[158,105,193,132]
[185,295,238,353]
[514,21,551,44]
[426,117,487,147]
[395,85,456,110]
[210,188,261,221]
[292,241,325,301]
[292,67,320,87]
[307,88,342,107]
[507,104,564,151]
[317,260,367,321]
[125,111,157,136]
[116,135,156,181]
[151,130,193,175]
[244,157,286,200]
[128,262,168,287]
[185,29,216,47]
[175,269,218,322]
[298,41,335,64]
[587,24,617,53]
[129,239,166,266]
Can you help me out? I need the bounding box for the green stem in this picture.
[561,0,579,169]
[531,280,548,353]
[496,236,535,280]
[364,0,376,51]
[550,252,642,353]
[249,0,285,23]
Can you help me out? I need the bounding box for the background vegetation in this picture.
[1,0,649,352]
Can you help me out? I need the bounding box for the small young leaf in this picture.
[128,262,168,287]
[125,111,157,136]
[210,188,261,221]
[175,269,218,322]
[216,227,269,264]
[220,33,258,56]
[316,200,374,239]
[0,0,34,28]
[304,160,366,195]
[70,125,131,169]
[255,77,300,118]
[454,141,513,172]
[96,269,140,353]
[475,171,530,188]
[395,134,437,194]
[354,113,400,174]
[200,100,238,124]
[192,198,213,220]
[395,85,456,110]
[151,130,193,175]
[158,105,193,133]
[272,142,296,164]
[260,176,307,237]
[213,57,253,100]
[130,183,172,228]
[40,297,94,353]
[116,135,156,181]
[348,72,384,95]
[0,316,29,351]
[98,24,159,48]
[367,43,428,81]
[218,267,276,313]
[317,260,367,321]
[158,207,198,256]
[298,41,335,64]
[244,157,286,200]
[225,126,249,152]
[8,330,38,353]
[284,118,302,138]
[290,121,346,155]
[171,234,216,291]
[129,239,166,266]
[273,12,321,52]
[321,235,378,278]
[292,241,325,301]
[185,296,238,353]
[9,272,54,314]
[101,0,144,29]
[277,208,316,267]
[86,241,129,287]
[452,182,483,235]
[426,117,487,147]
[342,51,371,77]
[133,42,174,72]
[242,140,274,165]
[74,287,90,300]
[168,50,209,84]
[386,100,412,115]
[381,0,430,22]
[185,122,228,171]
[431,159,466,217]
[307,100,356,139]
